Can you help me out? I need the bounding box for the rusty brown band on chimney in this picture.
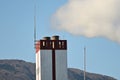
[37,40,67,50]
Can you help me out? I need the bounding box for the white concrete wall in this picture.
[36,50,41,80]
[55,50,68,80]
[36,49,68,80]
[40,50,53,80]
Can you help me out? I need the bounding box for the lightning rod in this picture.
[84,47,86,80]
[34,0,37,48]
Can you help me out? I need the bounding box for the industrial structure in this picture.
[35,35,68,80]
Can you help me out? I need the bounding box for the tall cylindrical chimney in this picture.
[43,37,51,40]
[52,35,59,40]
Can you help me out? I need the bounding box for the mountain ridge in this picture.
[0,59,117,80]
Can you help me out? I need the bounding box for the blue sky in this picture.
[0,0,120,79]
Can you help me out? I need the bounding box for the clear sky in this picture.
[0,0,120,79]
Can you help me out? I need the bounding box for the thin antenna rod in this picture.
[84,47,86,80]
[34,0,36,47]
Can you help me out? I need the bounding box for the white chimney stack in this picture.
[35,35,68,80]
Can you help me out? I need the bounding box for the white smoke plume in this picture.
[52,0,120,43]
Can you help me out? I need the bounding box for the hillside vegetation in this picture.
[0,60,117,80]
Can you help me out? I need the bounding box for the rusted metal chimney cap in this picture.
[43,36,51,40]
[51,35,59,40]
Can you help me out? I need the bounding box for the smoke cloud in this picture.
[52,0,120,43]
